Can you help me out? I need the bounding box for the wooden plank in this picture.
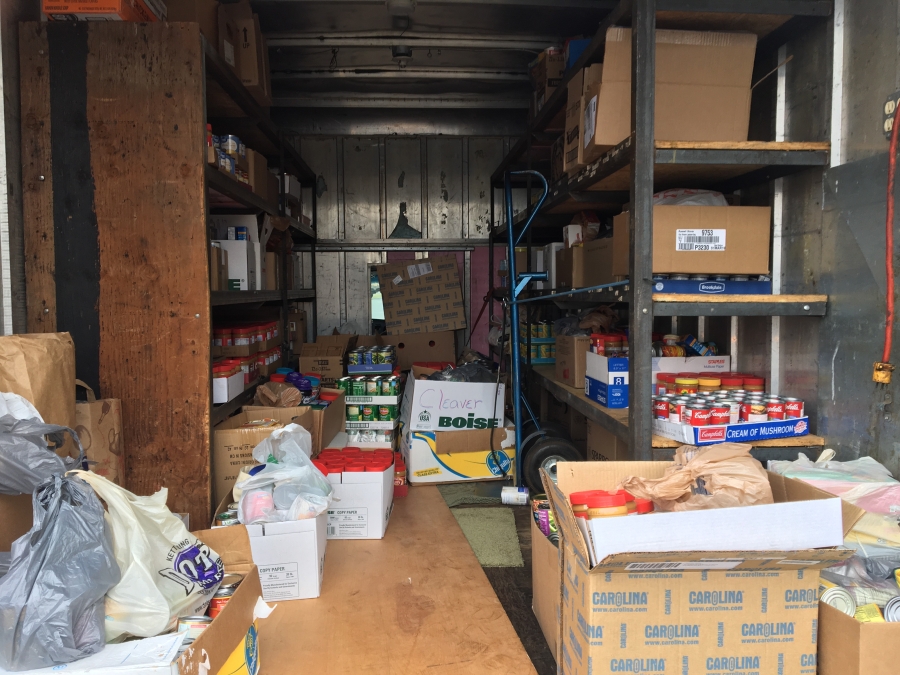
[655,141,831,151]
[653,293,828,304]
[19,23,56,333]
[259,486,539,675]
[86,23,211,525]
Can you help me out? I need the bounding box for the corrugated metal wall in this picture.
[298,135,524,345]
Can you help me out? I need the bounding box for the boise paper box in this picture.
[324,463,394,539]
[400,427,515,485]
[543,462,862,675]
[400,374,504,432]
[582,27,756,161]
[532,517,561,659]
[612,206,772,276]
[376,256,467,335]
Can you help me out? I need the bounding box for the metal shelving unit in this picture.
[488,0,834,461]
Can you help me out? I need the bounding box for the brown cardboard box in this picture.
[212,407,313,505]
[213,341,258,358]
[376,256,467,335]
[550,135,565,184]
[586,418,629,461]
[544,463,862,675]
[0,494,34,549]
[246,391,344,457]
[355,331,456,371]
[234,15,272,106]
[612,205,771,276]
[298,344,345,381]
[316,333,358,353]
[210,245,222,291]
[555,239,615,289]
[818,601,900,675]
[216,4,241,76]
[562,65,603,176]
[266,170,279,207]
[554,335,591,388]
[288,310,307,347]
[264,251,278,291]
[167,0,218,46]
[531,517,560,659]
[247,148,269,196]
[583,27,757,161]
[530,48,565,110]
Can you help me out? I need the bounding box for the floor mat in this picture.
[451,507,524,568]
[437,482,502,508]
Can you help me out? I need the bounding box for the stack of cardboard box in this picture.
[376,256,467,335]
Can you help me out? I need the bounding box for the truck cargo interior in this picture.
[0,0,898,673]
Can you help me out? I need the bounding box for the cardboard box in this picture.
[298,344,345,381]
[544,463,861,675]
[42,0,165,21]
[530,48,565,111]
[212,407,314,506]
[235,15,272,106]
[214,239,258,291]
[550,135,565,184]
[216,3,241,75]
[586,419,629,461]
[652,278,773,294]
[554,335,591,388]
[213,371,244,404]
[376,256,467,335]
[356,331,456,371]
[531,517,561,659]
[555,239,616,289]
[245,393,344,457]
[653,416,811,446]
[400,375,504,433]
[400,427,516,485]
[288,310,307,347]
[264,252,278,290]
[246,514,326,601]
[612,206,772,276]
[167,0,217,45]
[583,27,757,161]
[246,148,269,196]
[213,340,258,358]
[818,601,900,675]
[325,463,394,539]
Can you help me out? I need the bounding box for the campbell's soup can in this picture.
[686,405,710,427]
[709,405,730,426]
[653,397,669,420]
[746,402,768,423]
[668,398,690,424]
[720,400,740,424]
[766,398,786,420]
[783,397,804,418]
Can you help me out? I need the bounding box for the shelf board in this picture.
[653,293,828,317]
[206,165,278,215]
[530,365,825,451]
[211,378,263,427]
[211,289,315,306]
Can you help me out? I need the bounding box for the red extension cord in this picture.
[885,103,900,364]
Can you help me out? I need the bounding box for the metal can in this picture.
[235,226,248,241]
[783,397,804,418]
[365,377,381,395]
[362,405,375,421]
[766,398,786,420]
[550,345,556,358]
[820,585,856,617]
[530,322,540,338]
[381,376,399,396]
[346,405,361,422]
[686,404,710,427]
[178,616,213,640]
[215,512,238,526]
[884,595,900,621]
[351,377,367,397]
[378,405,395,422]
[719,400,740,424]
[538,321,551,339]
[539,344,551,359]
[652,397,669,420]
[208,586,235,619]
[359,429,377,443]
[742,401,768,423]
[220,573,243,590]
[377,347,395,364]
[668,398,687,424]
[709,405,730,426]
[377,429,394,444]
[363,348,375,365]
[336,376,352,393]
[223,134,241,157]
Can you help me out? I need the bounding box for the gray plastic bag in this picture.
[0,416,85,495]
[0,474,120,671]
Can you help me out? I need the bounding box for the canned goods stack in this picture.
[347,345,397,372]
[518,321,556,363]
[339,374,403,448]
[209,130,250,186]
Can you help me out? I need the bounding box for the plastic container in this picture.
[232,327,253,347]
[270,373,287,383]
[569,490,598,519]
[586,492,628,519]
[635,498,654,514]
[590,334,606,355]
[674,378,699,394]
[697,377,721,392]
[616,490,637,515]
[743,376,766,392]
[213,328,232,347]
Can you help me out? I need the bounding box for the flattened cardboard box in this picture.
[376,256,467,335]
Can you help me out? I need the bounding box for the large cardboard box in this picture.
[532,517,561,659]
[166,0,217,44]
[612,206,772,276]
[324,462,394,539]
[818,601,900,675]
[556,239,616,289]
[287,310,307,348]
[212,407,314,506]
[42,0,165,20]
[247,148,269,196]
[554,335,591,388]
[400,427,516,485]
[235,15,272,106]
[563,65,603,176]
[400,374,504,433]
[245,392,344,457]
[583,27,757,161]
[544,462,861,675]
[376,256,467,335]
[216,3,242,76]
[246,514,326,601]
[298,344,345,382]
[356,331,456,371]
[586,419,629,461]
[530,48,565,111]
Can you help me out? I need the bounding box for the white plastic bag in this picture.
[71,471,224,642]
[252,423,313,465]
[653,188,729,207]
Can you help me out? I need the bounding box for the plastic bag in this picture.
[768,452,896,486]
[0,394,41,423]
[426,362,494,383]
[620,443,774,512]
[0,475,120,671]
[0,416,85,495]
[653,188,728,207]
[71,471,224,642]
[252,423,313,465]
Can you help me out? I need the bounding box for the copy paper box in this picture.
[532,517,561,659]
[245,514,327,601]
[212,407,314,505]
[612,206,771,276]
[554,335,592,387]
[400,427,516,485]
[817,601,900,675]
[326,463,394,539]
[400,376,505,432]
[213,371,244,404]
[213,239,258,291]
[582,27,757,161]
[544,463,863,675]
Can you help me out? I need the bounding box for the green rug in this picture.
[437,483,502,508]
[451,507,524,568]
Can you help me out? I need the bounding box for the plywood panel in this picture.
[300,138,339,239]
[426,137,463,239]
[385,137,422,239]
[315,251,342,335]
[343,137,381,240]
[19,24,56,333]
[86,23,210,524]
[467,138,503,238]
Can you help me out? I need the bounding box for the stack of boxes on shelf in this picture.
[339,352,401,450]
[211,321,282,404]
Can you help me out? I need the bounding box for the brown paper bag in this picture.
[74,380,124,485]
[620,443,774,512]
[0,332,75,428]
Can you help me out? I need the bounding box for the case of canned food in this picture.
[347,346,397,373]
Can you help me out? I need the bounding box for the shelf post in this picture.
[629,0,656,460]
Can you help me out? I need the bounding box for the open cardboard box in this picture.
[401,366,504,433]
[400,426,515,485]
[818,601,900,675]
[321,460,395,539]
[244,388,345,456]
[531,517,561,660]
[542,461,863,675]
[355,331,457,371]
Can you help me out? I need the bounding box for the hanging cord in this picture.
[488,300,509,480]
[875,101,900,385]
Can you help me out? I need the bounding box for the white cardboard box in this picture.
[326,465,394,539]
[401,377,505,432]
[246,512,327,601]
[543,242,563,289]
[213,371,244,404]
[214,239,258,291]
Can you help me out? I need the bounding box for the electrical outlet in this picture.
[883,91,900,139]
